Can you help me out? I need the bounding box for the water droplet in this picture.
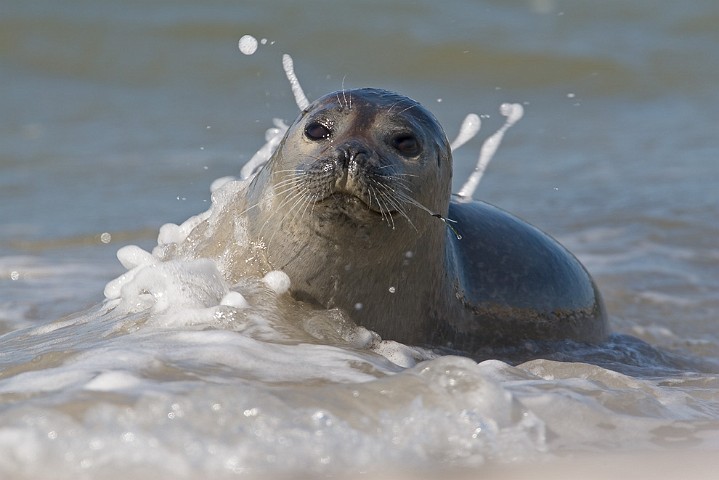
[388,286,396,294]
[100,232,112,244]
[238,35,258,55]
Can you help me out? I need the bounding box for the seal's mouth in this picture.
[286,155,404,222]
[319,192,396,217]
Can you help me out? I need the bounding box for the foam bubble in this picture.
[238,35,258,55]
[161,213,209,247]
[116,245,156,270]
[221,291,249,309]
[262,271,291,295]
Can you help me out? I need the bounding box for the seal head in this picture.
[261,88,451,230]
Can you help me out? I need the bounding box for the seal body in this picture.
[238,88,608,353]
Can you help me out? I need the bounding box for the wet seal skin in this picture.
[241,88,608,354]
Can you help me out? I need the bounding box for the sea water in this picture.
[1,1,718,478]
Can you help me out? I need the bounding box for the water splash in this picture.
[239,118,289,179]
[239,55,524,203]
[282,54,310,111]
[456,103,524,202]
[450,113,482,151]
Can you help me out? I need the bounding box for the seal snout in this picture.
[334,141,371,194]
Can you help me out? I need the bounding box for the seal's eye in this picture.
[392,134,421,156]
[305,122,332,140]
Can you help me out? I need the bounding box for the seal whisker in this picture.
[271,184,310,203]
[377,188,415,232]
[386,100,402,114]
[372,172,415,199]
[370,171,410,199]
[237,201,261,217]
[341,77,349,109]
[287,186,315,226]
[374,167,418,179]
[274,174,315,204]
[270,178,311,201]
[257,177,315,239]
[367,185,392,228]
[391,190,461,238]
[272,168,306,176]
[372,181,417,232]
[392,189,437,216]
[271,171,305,185]
[396,103,417,115]
[377,187,399,230]
[257,190,304,240]
[265,186,315,247]
[271,176,306,193]
[371,185,397,229]
[375,173,414,192]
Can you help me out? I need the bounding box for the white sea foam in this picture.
[2,237,718,478]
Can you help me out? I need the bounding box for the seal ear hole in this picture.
[392,134,421,157]
[305,122,332,141]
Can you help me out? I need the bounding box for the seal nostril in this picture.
[337,142,371,169]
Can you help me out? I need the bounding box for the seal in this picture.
[210,88,608,354]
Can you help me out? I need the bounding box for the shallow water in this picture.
[1,0,719,478]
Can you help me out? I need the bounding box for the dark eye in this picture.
[305,121,332,140]
[392,134,421,156]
